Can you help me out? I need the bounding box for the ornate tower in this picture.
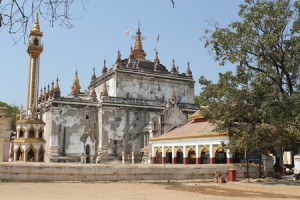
[26,13,43,116]
[13,13,46,162]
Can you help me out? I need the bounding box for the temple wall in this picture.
[115,73,194,104]
[43,105,98,161]
[0,163,261,181]
[99,106,155,160]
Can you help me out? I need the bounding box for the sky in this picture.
[0,0,244,107]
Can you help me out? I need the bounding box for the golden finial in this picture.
[131,27,146,59]
[30,11,42,35]
[102,59,108,73]
[101,80,108,97]
[71,70,81,95]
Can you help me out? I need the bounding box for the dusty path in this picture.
[0,181,299,200]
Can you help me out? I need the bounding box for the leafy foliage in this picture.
[199,0,300,154]
[0,101,19,131]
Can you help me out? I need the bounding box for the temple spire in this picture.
[116,50,122,64]
[170,59,177,74]
[50,80,54,99]
[91,67,96,81]
[30,12,42,36]
[186,61,193,78]
[102,59,108,73]
[54,77,61,99]
[71,70,81,96]
[131,27,146,59]
[154,51,160,71]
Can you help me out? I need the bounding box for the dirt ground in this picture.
[0,180,299,200]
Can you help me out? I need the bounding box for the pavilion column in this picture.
[196,145,201,164]
[161,146,166,164]
[183,146,187,164]
[151,145,156,164]
[172,146,176,164]
[209,144,215,164]
[227,149,233,164]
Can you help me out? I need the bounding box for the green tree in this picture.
[0,101,19,131]
[198,0,300,161]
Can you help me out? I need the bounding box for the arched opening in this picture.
[28,149,35,161]
[38,145,45,162]
[215,148,227,164]
[201,148,210,164]
[166,149,172,164]
[34,38,38,46]
[176,149,183,164]
[26,144,36,162]
[29,129,35,138]
[187,149,196,164]
[15,145,24,161]
[19,129,24,138]
[85,145,90,163]
[38,129,43,139]
[86,115,89,120]
[155,149,162,164]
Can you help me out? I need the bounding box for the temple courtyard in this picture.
[0,179,299,200]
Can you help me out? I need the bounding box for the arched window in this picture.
[16,146,24,161]
[176,149,183,164]
[188,149,196,164]
[201,148,210,164]
[155,149,162,164]
[215,148,227,164]
[86,115,89,120]
[166,149,172,164]
[28,149,35,161]
[29,130,35,138]
[19,130,24,138]
[34,38,38,46]
[38,130,43,139]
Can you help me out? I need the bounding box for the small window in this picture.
[86,115,89,120]
[34,39,38,46]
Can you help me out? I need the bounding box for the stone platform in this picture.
[0,162,260,181]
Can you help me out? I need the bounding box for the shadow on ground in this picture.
[165,183,300,199]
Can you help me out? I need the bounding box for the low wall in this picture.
[0,163,260,181]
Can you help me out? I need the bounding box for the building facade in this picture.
[149,110,231,165]
[37,27,198,163]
